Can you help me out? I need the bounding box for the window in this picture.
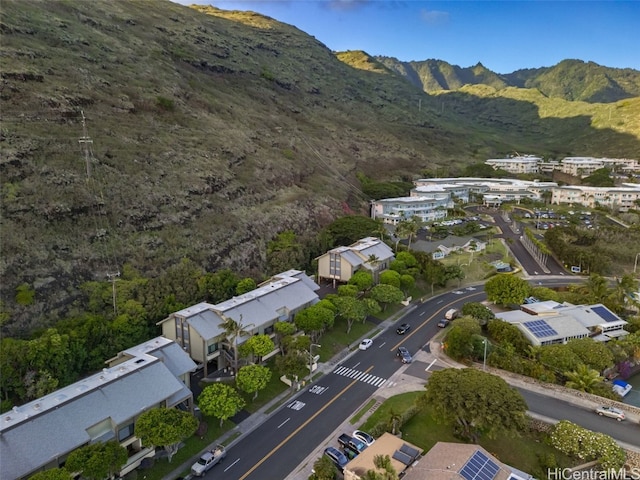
[207,343,218,355]
[118,422,134,442]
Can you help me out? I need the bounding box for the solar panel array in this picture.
[523,319,558,338]
[591,305,619,323]
[460,450,500,480]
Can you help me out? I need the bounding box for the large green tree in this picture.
[135,407,198,462]
[238,334,275,364]
[566,338,614,372]
[237,364,272,400]
[423,368,527,442]
[369,284,404,311]
[64,440,128,480]
[294,304,334,342]
[484,274,531,306]
[331,295,368,333]
[198,383,246,427]
[564,364,602,394]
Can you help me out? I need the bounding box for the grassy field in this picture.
[359,392,575,479]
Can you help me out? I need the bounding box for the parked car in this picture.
[437,318,450,328]
[359,338,373,350]
[338,433,367,453]
[396,323,411,335]
[595,406,625,421]
[353,430,375,447]
[396,346,412,364]
[342,445,359,460]
[324,446,349,471]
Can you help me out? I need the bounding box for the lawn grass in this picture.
[359,392,575,479]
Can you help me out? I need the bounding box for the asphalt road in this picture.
[203,280,638,480]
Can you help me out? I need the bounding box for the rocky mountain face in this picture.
[1,0,639,333]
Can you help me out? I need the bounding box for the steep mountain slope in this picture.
[1,1,639,333]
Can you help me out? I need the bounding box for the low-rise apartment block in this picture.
[1,337,196,480]
[485,155,541,174]
[551,183,640,212]
[158,269,320,376]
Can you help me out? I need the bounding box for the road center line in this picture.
[238,366,374,480]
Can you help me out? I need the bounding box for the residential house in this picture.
[316,237,395,286]
[158,270,320,375]
[342,433,422,480]
[495,301,628,346]
[1,337,196,480]
[402,442,532,480]
[410,236,486,260]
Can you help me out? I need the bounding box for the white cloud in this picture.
[420,8,449,25]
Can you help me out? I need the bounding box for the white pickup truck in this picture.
[191,445,226,476]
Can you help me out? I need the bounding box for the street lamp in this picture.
[308,344,321,382]
[482,339,488,371]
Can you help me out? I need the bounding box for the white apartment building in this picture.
[413,178,556,206]
[485,155,541,174]
[558,157,640,177]
[551,183,640,212]
[370,192,453,225]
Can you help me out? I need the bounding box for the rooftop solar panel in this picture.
[460,450,500,480]
[591,305,619,323]
[523,319,558,338]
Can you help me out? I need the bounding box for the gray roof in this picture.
[175,276,321,341]
[1,358,191,479]
[120,336,197,377]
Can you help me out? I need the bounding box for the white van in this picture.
[445,308,459,320]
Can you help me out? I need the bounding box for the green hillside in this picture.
[0,0,639,333]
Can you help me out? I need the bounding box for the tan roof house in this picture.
[402,442,531,480]
[343,433,421,480]
[316,237,395,286]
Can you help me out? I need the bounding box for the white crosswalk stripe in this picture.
[333,366,386,387]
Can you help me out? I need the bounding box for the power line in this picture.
[78,110,121,315]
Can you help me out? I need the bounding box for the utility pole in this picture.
[107,271,120,315]
[78,110,93,179]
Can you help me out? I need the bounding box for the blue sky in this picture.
[175,0,640,74]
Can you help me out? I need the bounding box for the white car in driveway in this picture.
[359,339,373,350]
[353,429,375,447]
[595,406,625,421]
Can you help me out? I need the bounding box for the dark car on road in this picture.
[396,346,412,364]
[437,318,450,328]
[396,323,411,335]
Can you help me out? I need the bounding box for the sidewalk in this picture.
[165,309,640,480]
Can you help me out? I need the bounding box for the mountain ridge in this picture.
[1,0,639,333]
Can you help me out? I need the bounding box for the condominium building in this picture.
[485,155,541,174]
[551,183,640,212]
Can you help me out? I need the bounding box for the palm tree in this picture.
[564,364,602,393]
[221,314,255,375]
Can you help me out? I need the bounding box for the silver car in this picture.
[595,406,625,421]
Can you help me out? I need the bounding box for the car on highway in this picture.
[437,318,450,328]
[595,406,625,421]
[324,446,349,471]
[353,430,375,447]
[396,346,412,364]
[359,338,373,350]
[396,323,411,335]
